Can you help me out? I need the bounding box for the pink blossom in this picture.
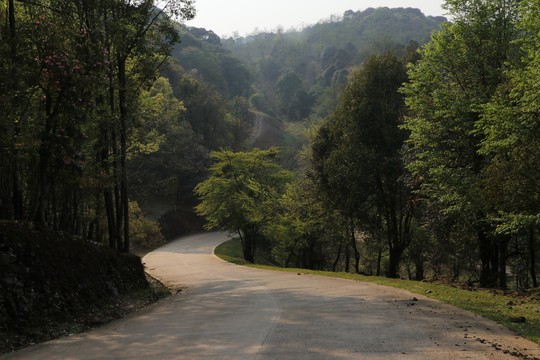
[55,81,60,86]
[63,158,71,165]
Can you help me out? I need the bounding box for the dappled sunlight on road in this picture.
[3,232,540,360]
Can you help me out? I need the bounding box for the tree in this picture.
[195,148,293,263]
[266,176,344,270]
[312,53,413,278]
[228,96,255,151]
[401,0,523,287]
[128,76,208,207]
[276,71,303,119]
[477,0,540,287]
[164,64,230,150]
[0,0,195,253]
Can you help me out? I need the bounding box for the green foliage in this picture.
[0,0,194,250]
[172,27,252,98]
[129,77,185,156]
[401,0,531,288]
[127,76,207,206]
[224,7,446,123]
[228,96,256,151]
[312,53,412,278]
[195,148,293,262]
[476,0,540,236]
[266,176,343,270]
[129,201,165,249]
[163,64,235,150]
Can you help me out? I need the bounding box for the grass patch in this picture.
[214,239,540,345]
[215,238,279,266]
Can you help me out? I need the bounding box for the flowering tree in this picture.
[0,0,195,251]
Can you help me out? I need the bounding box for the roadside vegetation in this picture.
[197,0,540,293]
[215,238,540,345]
[2,0,538,351]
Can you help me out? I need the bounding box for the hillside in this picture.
[0,222,167,354]
[220,7,447,122]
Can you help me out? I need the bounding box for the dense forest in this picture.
[1,0,538,291]
[196,0,540,290]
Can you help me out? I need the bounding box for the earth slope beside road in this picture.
[3,232,540,360]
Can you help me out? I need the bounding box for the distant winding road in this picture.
[3,232,540,360]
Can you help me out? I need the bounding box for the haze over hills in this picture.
[172,7,446,122]
[185,0,448,37]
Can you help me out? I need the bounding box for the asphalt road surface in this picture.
[3,232,540,360]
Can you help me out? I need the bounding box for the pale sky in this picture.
[185,0,448,37]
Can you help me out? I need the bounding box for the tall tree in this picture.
[0,0,195,252]
[195,148,293,263]
[401,0,523,287]
[477,0,540,287]
[312,53,413,278]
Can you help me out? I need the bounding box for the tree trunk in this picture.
[100,125,117,248]
[113,129,123,251]
[349,219,360,273]
[530,228,537,288]
[5,0,17,220]
[376,250,382,277]
[104,189,116,248]
[344,244,350,273]
[241,229,256,263]
[387,245,403,279]
[478,228,497,287]
[36,95,53,225]
[498,237,509,289]
[332,240,342,272]
[415,259,424,281]
[118,56,130,253]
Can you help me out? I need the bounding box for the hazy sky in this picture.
[185,1,448,37]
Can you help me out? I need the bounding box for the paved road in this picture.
[3,232,540,359]
[250,111,283,148]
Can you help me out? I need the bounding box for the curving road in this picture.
[3,232,540,360]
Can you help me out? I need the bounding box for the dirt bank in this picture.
[0,221,166,355]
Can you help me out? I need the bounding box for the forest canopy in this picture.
[1,0,537,291]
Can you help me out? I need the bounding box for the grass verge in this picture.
[215,239,540,345]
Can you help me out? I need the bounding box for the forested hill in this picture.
[229,7,446,122]
[169,8,446,124]
[224,7,446,63]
